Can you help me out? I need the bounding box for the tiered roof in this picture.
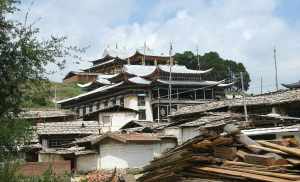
[58,64,233,105]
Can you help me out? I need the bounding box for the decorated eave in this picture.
[129,50,171,59]
[108,65,214,82]
[77,77,112,89]
[155,79,234,88]
[57,77,152,105]
[63,71,102,80]
[83,58,126,72]
[90,54,116,65]
[282,81,300,89]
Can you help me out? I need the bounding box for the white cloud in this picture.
[100,0,300,93]
[14,0,300,93]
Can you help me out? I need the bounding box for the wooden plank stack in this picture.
[137,125,300,182]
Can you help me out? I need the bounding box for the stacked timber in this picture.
[138,125,300,182]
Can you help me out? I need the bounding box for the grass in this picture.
[22,81,83,109]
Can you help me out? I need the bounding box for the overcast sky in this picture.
[14,0,300,93]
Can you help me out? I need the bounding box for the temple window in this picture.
[138,96,146,106]
[138,109,146,120]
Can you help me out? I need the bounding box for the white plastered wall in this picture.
[98,139,176,169]
[98,111,138,132]
[76,154,98,172]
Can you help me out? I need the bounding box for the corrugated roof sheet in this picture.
[242,125,300,136]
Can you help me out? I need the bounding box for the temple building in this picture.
[63,46,171,83]
[58,47,234,124]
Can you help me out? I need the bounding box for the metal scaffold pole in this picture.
[240,72,248,123]
[274,47,279,91]
[168,42,173,115]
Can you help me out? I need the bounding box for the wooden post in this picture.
[240,72,248,123]
[274,47,279,91]
[168,43,173,115]
[157,88,160,123]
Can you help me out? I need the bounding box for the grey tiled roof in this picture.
[37,121,101,135]
[172,89,300,118]
[40,146,97,156]
[179,112,242,127]
[20,109,76,119]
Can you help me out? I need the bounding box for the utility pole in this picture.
[143,41,146,65]
[54,85,57,110]
[157,88,160,124]
[168,42,173,115]
[197,45,201,80]
[196,46,200,70]
[240,72,248,123]
[260,76,263,94]
[274,47,279,91]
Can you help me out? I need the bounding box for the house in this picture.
[72,132,177,171]
[38,132,177,172]
[36,120,101,171]
[37,120,101,150]
[38,146,98,172]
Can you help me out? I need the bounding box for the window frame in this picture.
[138,109,146,120]
[138,96,146,106]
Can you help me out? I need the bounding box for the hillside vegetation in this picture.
[22,81,83,109]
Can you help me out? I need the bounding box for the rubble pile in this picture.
[138,124,300,182]
[85,170,113,182]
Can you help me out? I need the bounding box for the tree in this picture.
[175,51,251,90]
[0,0,82,158]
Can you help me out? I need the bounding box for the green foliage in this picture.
[0,162,70,182]
[0,160,20,182]
[175,51,251,90]
[22,167,70,182]
[21,81,83,108]
[50,82,83,101]
[0,0,83,159]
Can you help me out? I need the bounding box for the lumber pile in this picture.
[137,125,300,182]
